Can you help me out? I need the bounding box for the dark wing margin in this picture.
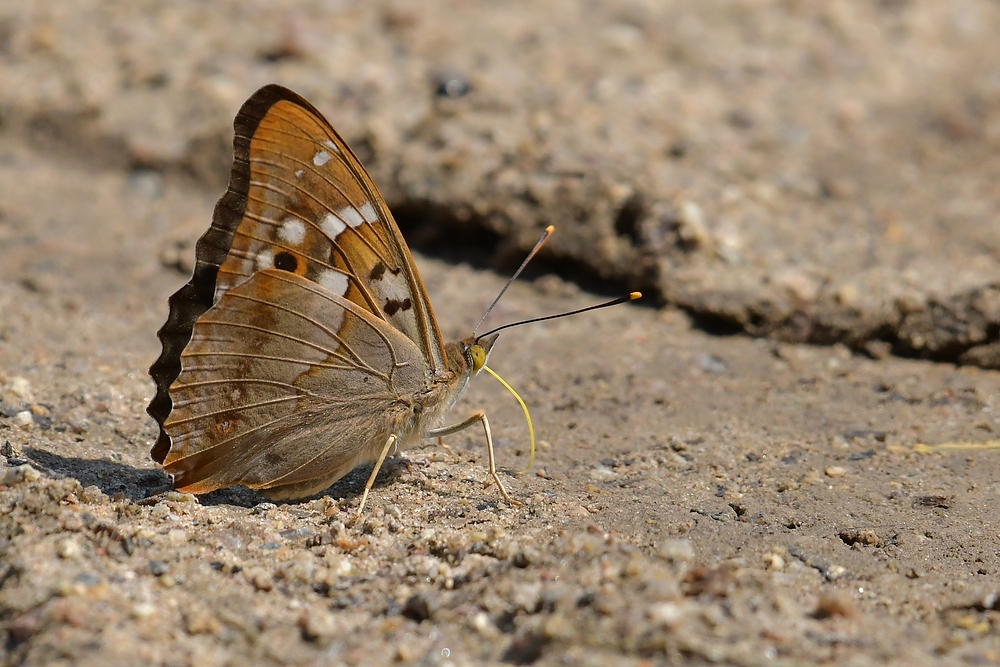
[148,85,313,462]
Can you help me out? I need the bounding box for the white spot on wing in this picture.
[339,206,365,228]
[278,217,306,245]
[313,150,331,166]
[321,212,346,238]
[323,139,341,154]
[295,169,305,179]
[359,201,378,223]
[255,248,274,271]
[317,269,349,296]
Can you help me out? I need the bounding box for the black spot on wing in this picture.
[384,297,412,317]
[369,261,386,281]
[274,252,298,272]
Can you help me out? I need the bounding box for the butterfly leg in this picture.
[352,433,398,523]
[436,436,458,461]
[427,413,521,506]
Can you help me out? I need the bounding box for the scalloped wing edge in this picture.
[148,85,316,462]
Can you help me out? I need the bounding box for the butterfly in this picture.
[148,84,638,515]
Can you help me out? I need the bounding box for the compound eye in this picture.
[469,344,487,372]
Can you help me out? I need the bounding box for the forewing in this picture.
[218,86,446,362]
[161,268,427,495]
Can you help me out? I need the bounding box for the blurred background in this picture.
[1,0,999,362]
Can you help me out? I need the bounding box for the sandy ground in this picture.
[2,1,1000,666]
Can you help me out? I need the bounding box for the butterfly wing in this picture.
[149,85,449,463]
[160,268,429,497]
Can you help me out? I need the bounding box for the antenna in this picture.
[476,292,642,342]
[473,225,555,336]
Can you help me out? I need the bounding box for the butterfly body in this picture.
[148,85,505,505]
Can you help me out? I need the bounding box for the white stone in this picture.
[13,411,34,430]
[8,376,33,401]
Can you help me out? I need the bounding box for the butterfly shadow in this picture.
[24,447,171,502]
[195,456,416,509]
[21,446,421,509]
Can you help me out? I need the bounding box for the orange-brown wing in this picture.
[160,268,428,498]
[149,85,446,461]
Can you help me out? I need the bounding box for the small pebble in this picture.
[131,603,157,619]
[676,199,711,250]
[648,601,683,627]
[8,376,34,401]
[252,502,277,515]
[167,529,188,544]
[299,609,338,641]
[57,538,82,559]
[149,560,170,576]
[244,567,274,591]
[512,546,539,568]
[698,354,729,373]
[589,466,618,482]
[184,606,222,635]
[825,466,846,478]
[325,554,352,578]
[79,485,107,504]
[2,463,41,485]
[658,539,696,563]
[395,642,415,663]
[839,529,879,547]
[511,582,542,613]
[471,611,493,634]
[799,469,823,485]
[13,411,34,431]
[163,491,198,503]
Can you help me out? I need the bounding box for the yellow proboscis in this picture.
[482,364,536,474]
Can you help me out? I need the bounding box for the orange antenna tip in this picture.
[544,225,555,233]
[630,292,642,300]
